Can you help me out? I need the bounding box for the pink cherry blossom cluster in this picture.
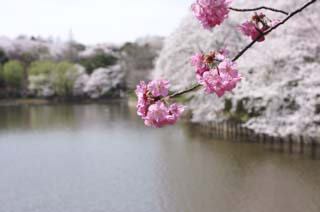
[135,80,185,128]
[191,0,232,29]
[238,13,280,42]
[191,49,242,97]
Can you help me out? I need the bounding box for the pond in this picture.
[0,101,319,212]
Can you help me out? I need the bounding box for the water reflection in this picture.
[0,101,319,212]
[0,101,140,132]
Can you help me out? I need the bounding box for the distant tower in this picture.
[66,29,77,61]
[68,29,74,44]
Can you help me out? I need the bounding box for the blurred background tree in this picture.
[77,50,118,74]
[2,60,24,96]
[51,61,78,97]
[0,48,9,65]
[0,65,4,90]
[28,60,56,97]
[120,41,162,90]
[28,60,56,76]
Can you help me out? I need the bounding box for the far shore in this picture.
[0,97,127,106]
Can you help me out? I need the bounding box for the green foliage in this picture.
[51,61,78,96]
[120,42,134,51]
[70,42,86,52]
[223,99,264,123]
[224,99,232,112]
[120,42,156,69]
[28,60,56,76]
[28,60,80,97]
[0,65,5,87]
[223,100,249,123]
[20,51,38,65]
[0,65,3,79]
[2,60,24,88]
[78,53,117,74]
[172,94,194,103]
[0,49,8,65]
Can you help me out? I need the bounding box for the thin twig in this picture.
[170,0,318,98]
[169,84,202,98]
[229,6,289,15]
[232,0,318,62]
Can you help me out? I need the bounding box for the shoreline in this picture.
[188,121,320,157]
[0,97,127,106]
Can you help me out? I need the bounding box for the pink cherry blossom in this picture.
[169,103,185,117]
[166,103,185,124]
[191,53,204,67]
[144,101,169,128]
[237,21,256,36]
[216,48,229,60]
[200,59,241,97]
[135,81,150,117]
[219,59,241,79]
[147,79,170,97]
[135,80,185,128]
[219,59,242,92]
[191,48,231,85]
[143,102,185,128]
[237,21,266,42]
[238,13,280,42]
[191,0,232,29]
[135,81,147,99]
[191,53,209,79]
[202,70,226,96]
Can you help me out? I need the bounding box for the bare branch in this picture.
[229,6,289,15]
[169,84,202,98]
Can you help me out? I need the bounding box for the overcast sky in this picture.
[1,0,192,44]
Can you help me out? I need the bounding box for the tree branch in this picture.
[170,0,318,99]
[229,6,289,15]
[169,84,202,98]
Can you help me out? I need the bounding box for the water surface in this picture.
[0,102,319,212]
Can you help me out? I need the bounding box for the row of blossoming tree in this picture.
[135,0,318,128]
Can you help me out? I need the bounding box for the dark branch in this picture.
[169,84,202,98]
[229,6,289,15]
